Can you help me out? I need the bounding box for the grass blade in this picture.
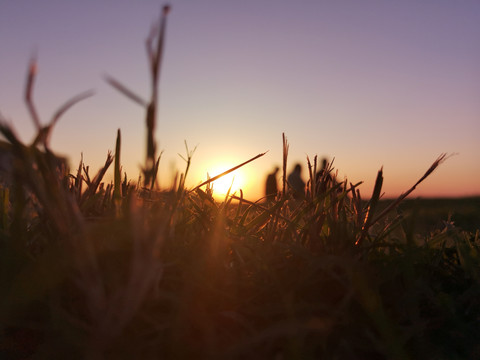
[193,152,267,191]
[114,129,122,201]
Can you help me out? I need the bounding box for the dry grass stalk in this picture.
[370,153,449,225]
[105,5,171,189]
[282,132,289,197]
[357,153,450,245]
[25,57,93,148]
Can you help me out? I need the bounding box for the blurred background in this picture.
[1,0,479,199]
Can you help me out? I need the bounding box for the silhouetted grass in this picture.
[0,5,479,360]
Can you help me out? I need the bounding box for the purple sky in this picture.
[1,0,479,199]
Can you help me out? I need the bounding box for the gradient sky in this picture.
[1,0,479,200]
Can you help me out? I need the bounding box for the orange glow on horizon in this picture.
[203,165,248,200]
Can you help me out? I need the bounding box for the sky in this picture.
[1,0,479,200]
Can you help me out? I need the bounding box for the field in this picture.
[379,197,480,234]
[1,8,479,360]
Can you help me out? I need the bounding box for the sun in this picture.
[208,167,245,199]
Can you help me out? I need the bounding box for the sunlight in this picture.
[208,166,246,200]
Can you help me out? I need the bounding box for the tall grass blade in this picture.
[104,75,147,107]
[80,152,114,206]
[114,129,122,201]
[0,186,9,231]
[25,56,41,131]
[371,154,449,225]
[282,133,289,197]
[143,5,170,188]
[50,90,95,128]
[358,167,383,244]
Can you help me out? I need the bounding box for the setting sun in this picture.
[206,166,246,199]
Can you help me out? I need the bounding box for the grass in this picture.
[1,6,479,360]
[378,197,480,234]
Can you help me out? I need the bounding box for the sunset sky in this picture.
[1,0,479,200]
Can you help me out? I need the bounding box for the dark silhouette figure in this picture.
[316,157,333,193]
[287,163,306,199]
[265,166,279,201]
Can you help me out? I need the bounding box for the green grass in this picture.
[379,197,480,234]
[1,6,479,360]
